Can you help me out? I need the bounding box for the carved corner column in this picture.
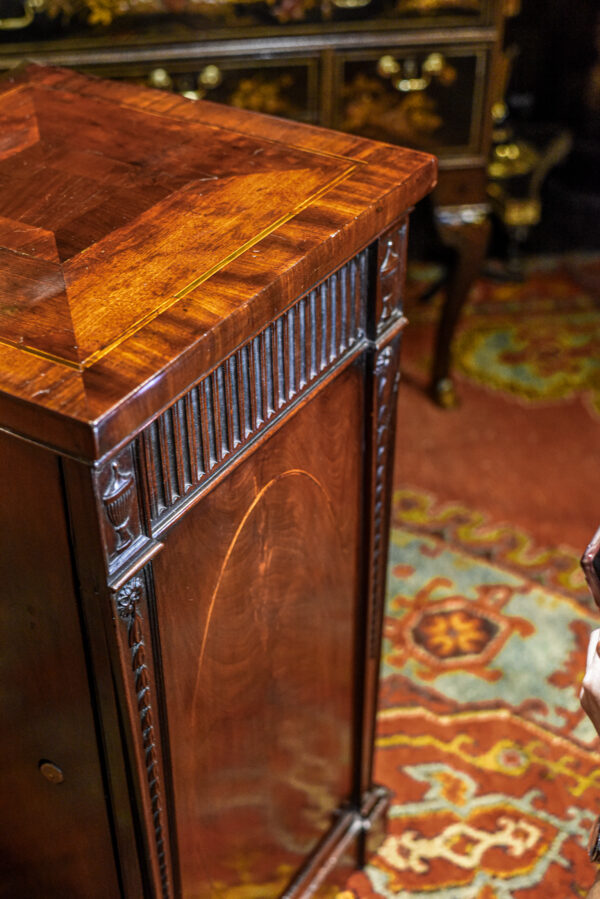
[95,445,175,899]
[112,571,173,899]
[356,221,407,862]
[60,445,173,899]
[359,336,401,791]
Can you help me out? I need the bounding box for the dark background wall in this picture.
[505,0,600,250]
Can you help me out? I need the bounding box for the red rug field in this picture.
[343,254,600,898]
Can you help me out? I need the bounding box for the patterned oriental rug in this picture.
[393,254,600,551]
[341,255,600,898]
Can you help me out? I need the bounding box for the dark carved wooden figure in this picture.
[0,63,436,898]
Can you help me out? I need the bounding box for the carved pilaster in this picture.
[368,340,402,658]
[115,573,172,899]
[98,444,144,573]
[375,220,408,335]
[96,443,164,591]
[104,461,135,551]
[360,334,402,795]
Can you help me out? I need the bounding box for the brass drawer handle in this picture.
[198,64,222,89]
[395,76,430,93]
[422,52,446,75]
[377,51,450,92]
[0,0,44,29]
[182,67,223,101]
[148,68,173,90]
[148,65,223,101]
[377,55,401,78]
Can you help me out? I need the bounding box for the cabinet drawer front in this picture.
[108,56,320,124]
[333,46,488,158]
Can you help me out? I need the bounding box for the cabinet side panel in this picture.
[152,363,364,898]
[0,432,120,898]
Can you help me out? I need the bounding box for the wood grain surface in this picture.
[0,431,120,899]
[0,63,436,461]
[0,64,437,899]
[151,364,363,898]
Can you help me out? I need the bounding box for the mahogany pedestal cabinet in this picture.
[0,64,436,899]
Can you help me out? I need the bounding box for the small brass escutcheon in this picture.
[39,760,64,784]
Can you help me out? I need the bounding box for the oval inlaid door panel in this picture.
[153,366,363,898]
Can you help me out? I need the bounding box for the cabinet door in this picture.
[151,363,364,898]
[0,433,120,899]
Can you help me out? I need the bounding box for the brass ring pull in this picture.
[394,76,430,92]
[377,51,448,93]
[181,66,222,101]
[148,68,173,90]
[197,64,222,89]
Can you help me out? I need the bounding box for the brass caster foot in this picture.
[432,377,460,409]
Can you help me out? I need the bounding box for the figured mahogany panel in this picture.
[0,432,119,898]
[151,364,364,898]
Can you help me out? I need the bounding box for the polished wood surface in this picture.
[0,0,508,409]
[0,431,119,899]
[154,365,362,897]
[0,63,435,460]
[0,68,435,898]
[0,78,349,364]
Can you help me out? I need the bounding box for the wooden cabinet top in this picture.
[0,63,436,462]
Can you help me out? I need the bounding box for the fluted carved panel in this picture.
[141,251,368,525]
[368,338,402,659]
[115,575,171,899]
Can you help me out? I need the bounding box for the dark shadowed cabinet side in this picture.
[0,64,436,898]
[0,433,124,899]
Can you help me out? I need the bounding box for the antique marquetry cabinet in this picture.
[0,0,515,404]
[0,64,435,898]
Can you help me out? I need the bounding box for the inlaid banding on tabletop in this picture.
[0,69,360,371]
